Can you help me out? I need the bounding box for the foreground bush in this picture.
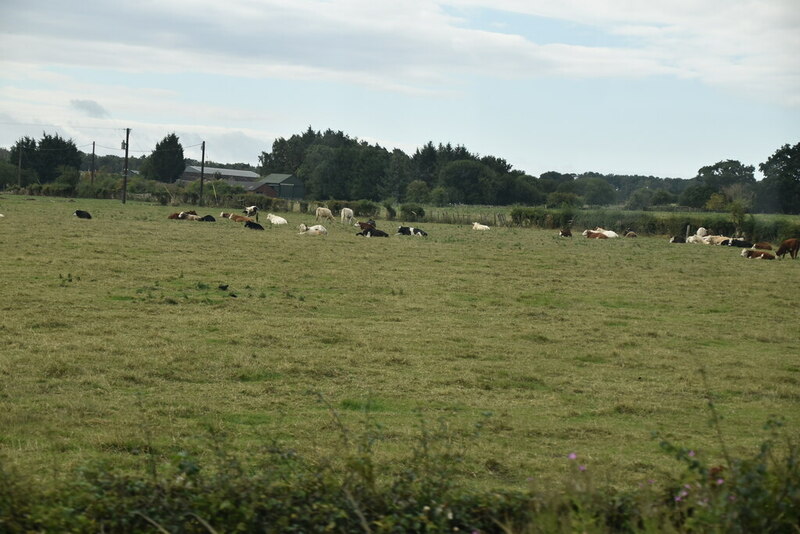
[1,407,797,534]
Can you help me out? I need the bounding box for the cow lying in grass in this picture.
[741,249,775,260]
[221,212,253,223]
[298,223,328,236]
[357,228,389,237]
[266,213,287,225]
[397,226,427,236]
[472,222,490,231]
[73,210,92,219]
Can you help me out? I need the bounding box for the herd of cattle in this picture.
[65,207,800,259]
[667,226,799,260]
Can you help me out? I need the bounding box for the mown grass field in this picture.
[0,195,798,491]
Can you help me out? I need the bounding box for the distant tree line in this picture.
[259,127,800,214]
[2,129,799,214]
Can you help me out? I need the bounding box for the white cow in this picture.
[686,235,705,244]
[266,213,288,225]
[472,222,490,231]
[696,227,708,237]
[592,227,619,238]
[315,207,335,222]
[340,207,354,225]
[298,223,328,236]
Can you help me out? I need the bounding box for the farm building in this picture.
[181,166,260,183]
[262,173,305,200]
[179,168,304,199]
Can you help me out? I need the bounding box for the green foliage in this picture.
[405,179,430,203]
[9,133,81,184]
[2,411,797,533]
[142,133,185,183]
[757,142,800,214]
[399,203,425,221]
[546,191,581,208]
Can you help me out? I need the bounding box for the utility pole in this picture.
[122,128,130,204]
[17,148,22,188]
[199,141,206,207]
[91,141,96,185]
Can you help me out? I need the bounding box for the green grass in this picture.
[0,195,798,491]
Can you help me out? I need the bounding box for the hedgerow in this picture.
[2,402,797,534]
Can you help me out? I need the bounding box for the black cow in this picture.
[397,226,427,236]
[73,210,92,219]
[198,215,216,222]
[669,236,686,243]
[357,228,389,237]
[727,239,754,248]
[244,221,264,230]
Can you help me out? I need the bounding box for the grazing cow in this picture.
[397,226,427,236]
[315,207,335,222]
[357,228,389,237]
[670,236,686,243]
[582,230,608,239]
[244,220,264,230]
[340,207,354,225]
[472,222,490,231]
[298,223,328,236]
[221,212,253,223]
[727,239,753,248]
[776,238,799,259]
[741,249,775,260]
[198,215,216,222]
[266,213,287,225]
[559,228,572,237]
[73,210,92,219]
[752,242,773,250]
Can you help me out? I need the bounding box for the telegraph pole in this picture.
[91,141,96,185]
[199,140,206,206]
[17,148,22,188]
[122,128,130,204]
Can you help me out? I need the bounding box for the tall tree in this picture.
[8,136,38,184]
[142,133,185,182]
[438,160,497,205]
[696,160,755,190]
[757,142,800,214]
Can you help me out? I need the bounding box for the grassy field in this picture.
[0,195,798,492]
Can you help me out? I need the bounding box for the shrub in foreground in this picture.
[1,405,797,533]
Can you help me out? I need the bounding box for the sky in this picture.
[1,0,798,180]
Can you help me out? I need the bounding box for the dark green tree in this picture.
[142,133,185,182]
[8,136,38,185]
[576,177,616,205]
[679,184,715,208]
[438,160,497,205]
[697,160,755,190]
[757,143,800,214]
[34,133,81,183]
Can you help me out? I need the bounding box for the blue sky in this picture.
[1,0,798,179]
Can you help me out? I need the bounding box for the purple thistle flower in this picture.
[578,465,587,472]
[568,452,577,460]
[688,450,695,457]
[716,478,725,485]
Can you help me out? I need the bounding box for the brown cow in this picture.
[582,230,608,239]
[752,242,773,250]
[221,212,253,223]
[741,249,775,260]
[776,238,799,260]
